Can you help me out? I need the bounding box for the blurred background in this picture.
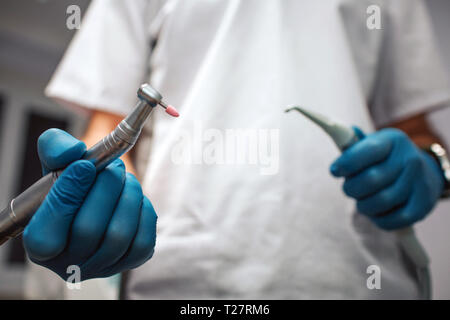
[0,0,449,299]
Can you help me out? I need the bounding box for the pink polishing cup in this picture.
[165,105,180,117]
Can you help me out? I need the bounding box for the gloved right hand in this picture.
[23,128,157,281]
[330,128,443,230]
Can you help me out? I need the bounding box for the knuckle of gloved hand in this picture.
[37,130,59,164]
[108,224,133,245]
[365,167,383,189]
[342,180,355,197]
[337,159,354,177]
[134,235,155,258]
[343,180,362,198]
[103,160,126,184]
[51,161,96,208]
[406,152,422,171]
[378,191,395,209]
[50,179,82,208]
[107,159,126,176]
[23,226,62,261]
[367,136,385,151]
[71,220,104,245]
[383,127,407,141]
[356,135,390,165]
[397,210,414,226]
[125,173,144,199]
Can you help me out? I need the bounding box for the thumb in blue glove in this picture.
[330,127,444,230]
[23,129,157,281]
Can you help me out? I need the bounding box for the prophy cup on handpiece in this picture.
[285,105,431,299]
[0,84,178,246]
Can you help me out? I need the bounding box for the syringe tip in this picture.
[165,105,179,117]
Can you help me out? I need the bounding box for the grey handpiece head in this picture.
[138,83,162,104]
[122,84,163,135]
[84,83,164,169]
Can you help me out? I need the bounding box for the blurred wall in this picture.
[0,0,90,299]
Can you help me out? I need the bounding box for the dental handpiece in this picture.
[0,84,178,246]
[285,106,431,299]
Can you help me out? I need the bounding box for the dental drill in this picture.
[285,106,431,300]
[0,84,178,246]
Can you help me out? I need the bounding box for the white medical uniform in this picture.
[46,0,450,299]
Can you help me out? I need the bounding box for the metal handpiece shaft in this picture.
[0,84,162,245]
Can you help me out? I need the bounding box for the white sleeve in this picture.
[46,0,165,116]
[370,0,450,126]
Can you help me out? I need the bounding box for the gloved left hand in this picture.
[330,128,444,230]
[23,129,157,281]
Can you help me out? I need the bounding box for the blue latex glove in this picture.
[23,129,157,281]
[330,128,444,230]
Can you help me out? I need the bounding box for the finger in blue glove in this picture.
[38,128,87,175]
[23,160,96,261]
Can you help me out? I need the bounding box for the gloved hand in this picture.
[330,128,444,230]
[23,129,157,281]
